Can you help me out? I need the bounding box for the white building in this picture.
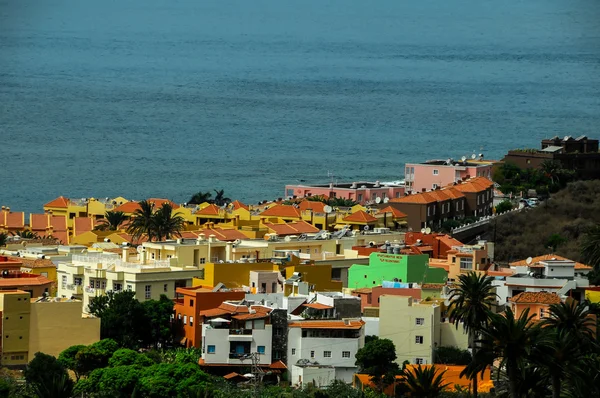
[287,319,365,386]
[495,258,591,305]
[56,247,201,312]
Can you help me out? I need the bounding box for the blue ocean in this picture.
[1,0,599,214]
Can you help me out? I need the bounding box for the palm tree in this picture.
[581,224,600,269]
[96,211,127,231]
[401,365,449,398]
[476,308,537,398]
[0,232,7,247]
[153,203,185,241]
[541,300,596,342]
[212,189,231,206]
[447,272,497,398]
[11,230,38,239]
[188,191,212,205]
[541,160,561,186]
[127,200,156,242]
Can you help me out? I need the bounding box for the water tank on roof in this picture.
[393,246,400,254]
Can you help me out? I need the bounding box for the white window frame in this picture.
[415,357,424,364]
[324,351,332,358]
[342,351,351,358]
[433,169,439,175]
[291,348,296,356]
[415,318,425,326]
[200,258,206,264]
[415,336,424,344]
[145,285,151,299]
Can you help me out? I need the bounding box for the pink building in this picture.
[284,181,405,205]
[405,159,495,194]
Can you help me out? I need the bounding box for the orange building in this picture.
[173,285,245,348]
[509,291,561,321]
[0,207,25,234]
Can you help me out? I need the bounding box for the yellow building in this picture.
[192,261,277,289]
[284,261,343,294]
[19,258,58,296]
[0,291,30,366]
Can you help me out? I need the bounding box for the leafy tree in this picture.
[433,346,472,365]
[75,339,119,377]
[581,224,600,269]
[447,272,496,398]
[58,344,86,381]
[142,294,176,348]
[153,203,185,241]
[212,189,231,206]
[96,211,127,231]
[401,365,449,398]
[541,300,596,344]
[0,233,7,247]
[188,191,212,205]
[24,352,73,397]
[495,200,513,214]
[355,336,399,393]
[127,200,156,242]
[160,347,203,365]
[109,348,154,367]
[89,290,147,348]
[546,233,567,252]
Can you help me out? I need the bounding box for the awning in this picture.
[209,317,231,323]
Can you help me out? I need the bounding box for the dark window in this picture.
[190,299,194,307]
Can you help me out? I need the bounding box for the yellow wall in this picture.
[193,262,277,288]
[28,300,100,360]
[21,266,58,295]
[586,290,600,304]
[284,264,342,292]
[0,292,31,366]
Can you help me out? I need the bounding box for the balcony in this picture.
[85,287,106,296]
[85,268,106,279]
[65,284,83,295]
[228,353,251,360]
[229,329,252,335]
[228,329,253,341]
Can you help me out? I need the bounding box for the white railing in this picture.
[72,254,170,270]
[451,208,522,234]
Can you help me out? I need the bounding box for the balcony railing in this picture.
[229,329,253,335]
[72,255,171,270]
[229,353,251,359]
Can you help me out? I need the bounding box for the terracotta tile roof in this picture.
[50,216,67,231]
[102,247,139,256]
[288,320,365,329]
[450,177,494,193]
[232,312,270,320]
[378,206,407,218]
[198,308,232,317]
[343,210,377,223]
[510,254,592,270]
[74,217,94,235]
[44,196,69,208]
[199,228,248,241]
[510,292,561,305]
[427,190,452,202]
[263,221,318,236]
[487,269,515,277]
[223,372,247,380]
[196,204,221,216]
[437,235,463,249]
[260,205,301,218]
[441,187,466,199]
[269,360,288,370]
[421,283,445,289]
[116,233,149,243]
[30,214,49,231]
[389,192,437,204]
[12,257,54,269]
[352,288,373,294]
[0,274,53,287]
[199,302,265,318]
[2,212,24,229]
[302,303,334,310]
[114,199,179,214]
[298,201,326,212]
[231,200,249,211]
[51,231,68,245]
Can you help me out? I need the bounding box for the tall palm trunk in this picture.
[551,374,561,398]
[507,358,519,398]
[469,332,478,398]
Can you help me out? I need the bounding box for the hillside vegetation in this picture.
[490,180,600,264]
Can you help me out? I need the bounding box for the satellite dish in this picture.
[425,227,431,234]
[383,197,389,203]
[136,246,143,253]
[471,154,477,159]
[323,205,333,214]
[421,228,426,234]
[446,158,452,165]
[375,197,381,204]
[526,257,533,265]
[363,225,370,231]
[284,236,292,242]
[461,156,467,162]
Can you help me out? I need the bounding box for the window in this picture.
[310,351,315,358]
[164,284,168,292]
[432,183,438,190]
[41,272,48,277]
[151,253,155,260]
[95,280,101,288]
[190,316,194,326]
[273,350,282,360]
[415,336,424,344]
[61,276,67,286]
[74,277,82,286]
[207,345,215,354]
[101,281,106,290]
[183,316,187,325]
[456,202,459,211]
[314,248,318,253]
[291,348,296,356]
[113,283,122,292]
[416,318,425,326]
[324,351,331,358]
[357,194,362,202]
[427,207,431,216]
[127,284,132,291]
[342,351,351,358]
[257,346,265,354]
[190,299,194,307]
[433,169,439,175]
[460,257,473,270]
[145,285,151,299]
[415,358,424,364]
[274,328,283,336]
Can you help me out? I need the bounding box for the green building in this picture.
[348,253,447,289]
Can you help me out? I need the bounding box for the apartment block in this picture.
[404,158,494,194]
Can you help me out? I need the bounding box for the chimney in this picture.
[122,247,130,262]
[208,234,216,243]
[140,249,147,265]
[197,233,206,242]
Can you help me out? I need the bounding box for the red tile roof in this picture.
[0,274,54,287]
[288,320,364,329]
[260,205,301,218]
[390,192,438,204]
[51,231,68,244]
[427,190,452,202]
[269,360,287,370]
[343,210,377,223]
[114,199,179,214]
[3,212,24,229]
[510,292,561,305]
[450,177,494,193]
[50,216,67,231]
[198,228,248,241]
[44,196,69,208]
[298,201,326,212]
[263,221,319,236]
[378,206,407,218]
[441,187,466,199]
[231,200,249,211]
[196,204,221,216]
[303,303,334,310]
[487,268,515,277]
[510,254,592,270]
